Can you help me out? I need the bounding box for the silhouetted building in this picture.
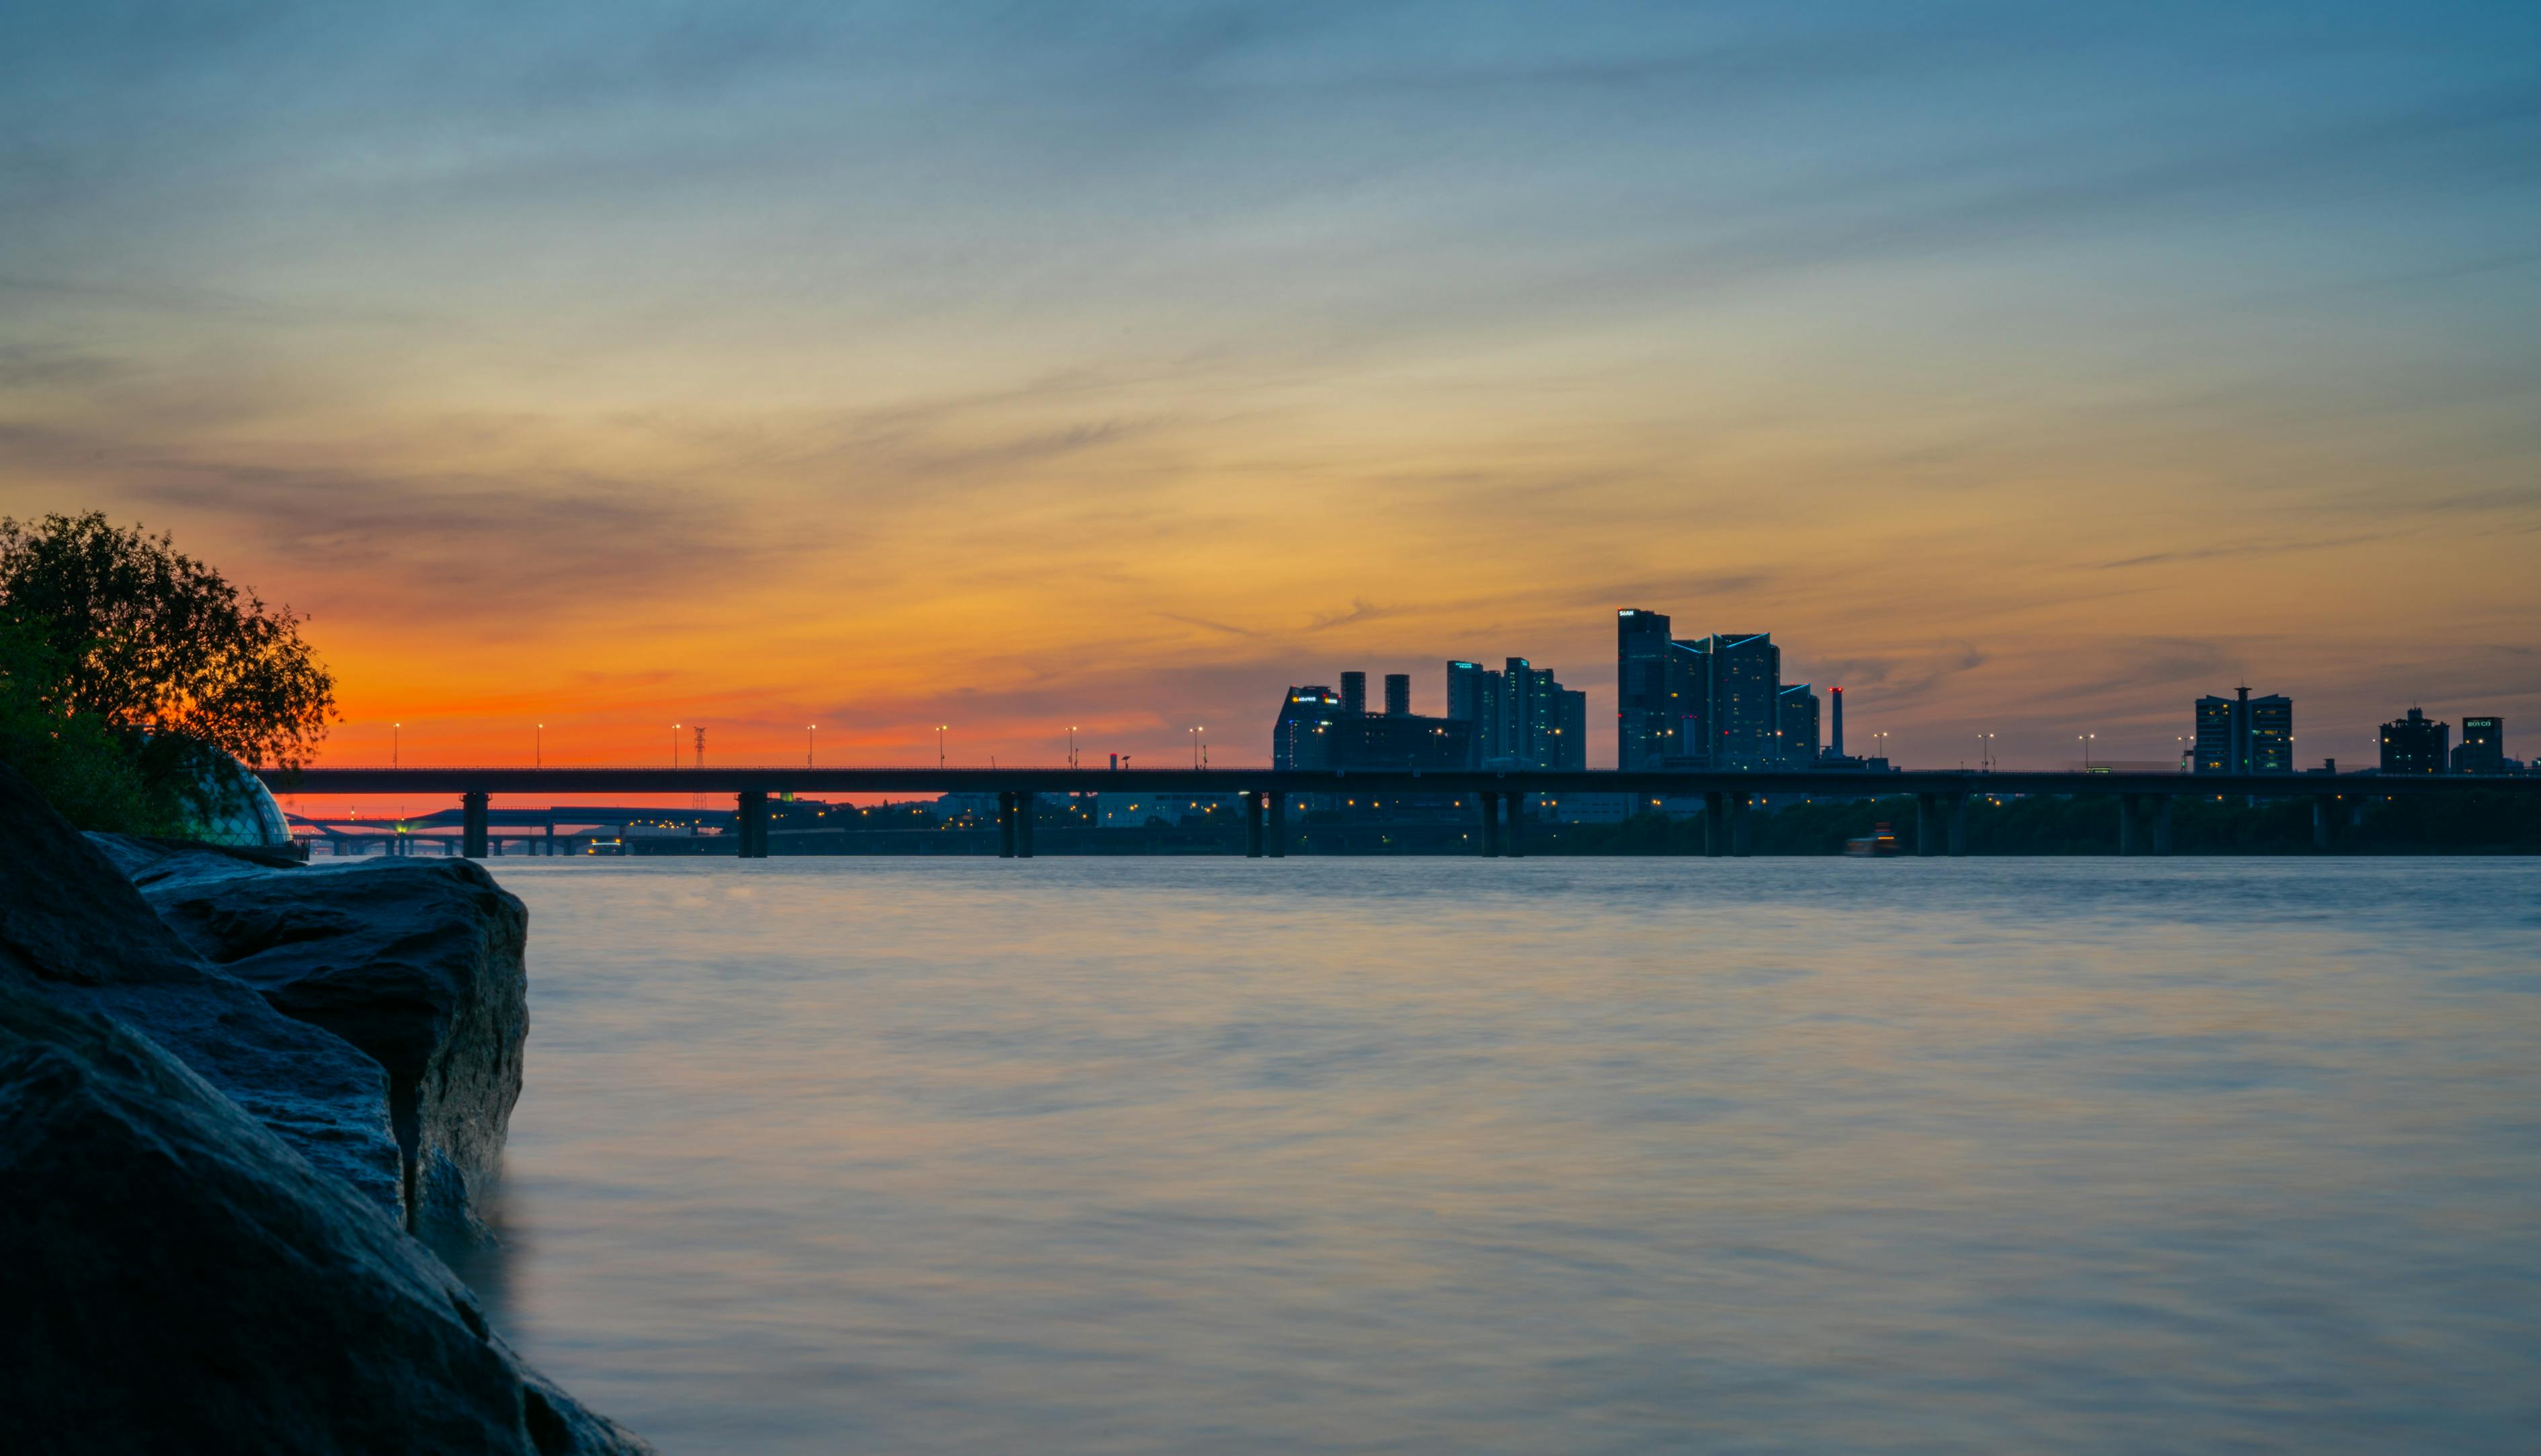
[2454,715,2504,774]
[1445,656,1581,768]
[1697,633,1782,768]
[1383,673,1411,717]
[1617,609,1677,770]
[1277,678,1471,770]
[1829,686,1847,758]
[1340,671,1367,718]
[1446,661,1501,762]
[2380,708,2448,774]
[1273,686,1344,770]
[1558,688,1588,771]
[2194,688,2294,774]
[1779,684,1821,766]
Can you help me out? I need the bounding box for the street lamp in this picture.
[393,722,400,768]
[1977,732,1997,772]
[806,725,816,768]
[1191,725,1206,768]
[1068,725,1080,770]
[672,724,681,770]
[937,725,947,770]
[536,723,543,769]
[2078,732,2095,768]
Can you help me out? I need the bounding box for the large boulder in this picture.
[0,977,651,1455]
[0,766,403,1215]
[106,838,529,1243]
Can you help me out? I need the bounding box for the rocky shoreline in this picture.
[0,764,653,1454]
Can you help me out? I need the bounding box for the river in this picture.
[455,857,2541,1453]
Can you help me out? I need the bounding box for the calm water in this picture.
[461,858,2541,1454]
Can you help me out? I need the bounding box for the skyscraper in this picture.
[1446,657,1580,768]
[1340,671,1367,718]
[2193,688,2294,774]
[1703,633,1783,768]
[1616,609,1676,770]
[1778,684,1822,766]
[1446,661,1501,764]
[2380,708,2448,774]
[1383,673,1412,717]
[1558,688,1588,771]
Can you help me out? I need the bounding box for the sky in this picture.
[3,0,2538,772]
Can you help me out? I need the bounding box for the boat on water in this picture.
[1845,821,1900,856]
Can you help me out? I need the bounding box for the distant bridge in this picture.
[258,765,2536,860]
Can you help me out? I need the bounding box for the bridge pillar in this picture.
[1480,791,1500,857]
[1704,791,1726,857]
[1017,794,1036,858]
[2155,796,2175,855]
[1730,792,1752,857]
[1268,793,1287,858]
[1948,794,1969,857]
[997,792,1016,858]
[2312,795,2334,853]
[1244,791,1264,858]
[737,790,770,858]
[1506,792,1525,858]
[2118,795,2141,857]
[1915,793,1939,856]
[461,791,489,860]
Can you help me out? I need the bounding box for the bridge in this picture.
[257,765,2538,860]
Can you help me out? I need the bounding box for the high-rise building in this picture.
[2380,708,2449,774]
[2454,716,2504,774]
[1778,684,1822,766]
[1558,688,1588,771]
[1273,686,1345,770]
[1445,657,1581,768]
[1383,673,1412,717]
[1339,671,1367,718]
[1829,686,1846,758]
[2193,688,2294,774]
[1446,661,1501,764]
[1616,609,1676,770]
[1703,633,1783,768]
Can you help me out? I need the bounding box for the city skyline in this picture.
[3,3,2536,772]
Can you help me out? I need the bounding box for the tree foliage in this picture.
[0,618,186,834]
[0,512,335,771]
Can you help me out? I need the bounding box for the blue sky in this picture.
[3,1,2536,766]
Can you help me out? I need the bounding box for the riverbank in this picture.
[0,762,652,1455]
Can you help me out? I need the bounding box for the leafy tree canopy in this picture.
[0,512,335,771]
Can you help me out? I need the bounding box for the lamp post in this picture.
[536,723,542,769]
[1977,732,1996,772]
[937,725,947,770]
[1191,725,1205,768]
[806,725,816,768]
[2078,733,2095,768]
[672,724,681,770]
[1068,726,1079,770]
[392,722,400,768]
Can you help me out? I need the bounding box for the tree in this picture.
[0,618,185,834]
[0,512,335,772]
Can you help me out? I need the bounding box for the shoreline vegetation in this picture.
[0,512,333,840]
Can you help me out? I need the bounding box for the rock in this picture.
[0,977,652,1455]
[0,766,403,1215]
[108,838,530,1244]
